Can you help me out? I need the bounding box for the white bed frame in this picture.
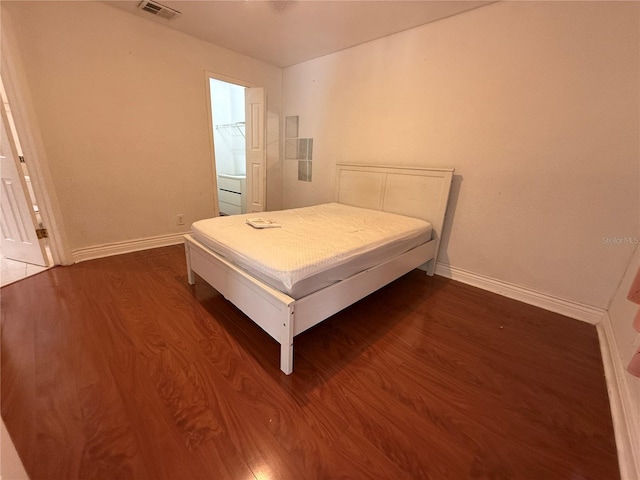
[184,164,454,374]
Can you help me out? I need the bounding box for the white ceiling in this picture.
[106,1,492,68]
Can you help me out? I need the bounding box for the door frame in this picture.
[1,17,72,265]
[204,71,256,216]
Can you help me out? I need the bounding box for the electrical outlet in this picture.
[176,214,184,226]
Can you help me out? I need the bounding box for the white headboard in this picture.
[335,163,454,271]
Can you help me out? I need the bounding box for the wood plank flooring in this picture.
[1,245,619,479]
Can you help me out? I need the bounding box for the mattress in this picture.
[190,202,432,299]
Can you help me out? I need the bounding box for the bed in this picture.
[184,164,454,374]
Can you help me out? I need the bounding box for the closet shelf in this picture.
[215,122,245,138]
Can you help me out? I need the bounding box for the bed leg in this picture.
[184,240,195,285]
[425,258,436,276]
[280,342,293,375]
[280,306,295,375]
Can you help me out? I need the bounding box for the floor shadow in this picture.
[183,269,453,398]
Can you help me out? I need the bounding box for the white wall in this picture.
[282,1,640,310]
[609,246,640,401]
[603,246,640,479]
[4,1,638,310]
[1,1,282,253]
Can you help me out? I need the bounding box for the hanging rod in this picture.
[215,121,245,138]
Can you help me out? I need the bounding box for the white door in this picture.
[245,87,266,213]
[0,107,49,266]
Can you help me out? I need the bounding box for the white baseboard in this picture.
[71,232,187,263]
[435,263,605,324]
[598,315,640,480]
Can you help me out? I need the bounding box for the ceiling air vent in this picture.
[138,0,181,20]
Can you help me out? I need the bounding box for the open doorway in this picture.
[0,75,52,286]
[209,78,247,216]
[207,74,267,216]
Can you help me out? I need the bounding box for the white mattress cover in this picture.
[190,203,432,298]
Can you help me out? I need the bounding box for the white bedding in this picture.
[190,203,432,298]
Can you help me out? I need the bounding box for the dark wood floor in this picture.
[1,245,619,479]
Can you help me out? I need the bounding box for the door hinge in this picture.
[36,228,48,239]
[19,156,25,164]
